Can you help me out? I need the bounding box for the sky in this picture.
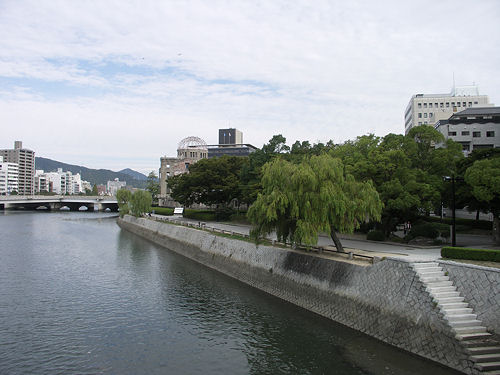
[1,0,499,175]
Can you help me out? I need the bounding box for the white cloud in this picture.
[0,0,499,172]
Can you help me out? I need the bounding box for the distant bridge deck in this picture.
[0,195,118,211]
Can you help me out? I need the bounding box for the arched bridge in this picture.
[0,196,119,212]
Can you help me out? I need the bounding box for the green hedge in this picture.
[441,247,500,262]
[424,216,492,230]
[151,207,174,216]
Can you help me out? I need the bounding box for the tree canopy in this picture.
[248,154,382,251]
[167,155,248,207]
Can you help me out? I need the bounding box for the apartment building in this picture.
[435,107,500,155]
[0,156,19,195]
[0,141,35,195]
[404,85,493,135]
[35,168,83,195]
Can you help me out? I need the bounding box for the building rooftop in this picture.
[451,107,500,117]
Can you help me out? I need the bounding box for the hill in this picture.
[35,157,147,188]
[119,168,148,181]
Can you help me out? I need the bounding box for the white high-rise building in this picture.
[404,85,493,135]
[0,141,35,195]
[35,168,83,195]
[107,178,126,196]
[0,156,19,195]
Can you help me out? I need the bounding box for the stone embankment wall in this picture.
[118,216,498,374]
[440,261,500,342]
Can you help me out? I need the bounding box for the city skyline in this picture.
[1,0,499,174]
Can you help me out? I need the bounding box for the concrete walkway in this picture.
[150,214,497,263]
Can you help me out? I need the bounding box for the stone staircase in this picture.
[413,262,500,374]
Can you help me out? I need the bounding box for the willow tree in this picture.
[248,154,382,251]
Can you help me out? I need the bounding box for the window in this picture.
[468,102,472,107]
[462,144,470,151]
[473,131,481,137]
[487,131,495,137]
[429,113,433,118]
[435,103,438,107]
[418,122,422,125]
[440,103,444,108]
[457,102,461,107]
[424,113,427,118]
[418,103,422,108]
[463,102,466,107]
[474,101,478,105]
[424,121,428,124]
[448,131,457,136]
[446,102,450,108]
[424,103,428,108]
[429,103,433,108]
[462,131,470,136]
[451,102,455,106]
[418,113,422,118]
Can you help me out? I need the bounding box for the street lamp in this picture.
[443,175,464,247]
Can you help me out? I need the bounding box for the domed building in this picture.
[158,137,208,207]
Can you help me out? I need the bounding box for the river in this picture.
[0,211,460,374]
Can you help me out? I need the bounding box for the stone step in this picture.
[468,346,500,355]
[413,262,439,268]
[443,308,474,315]
[439,302,469,310]
[418,270,443,276]
[448,320,483,328]
[462,337,497,347]
[454,326,487,335]
[447,313,478,322]
[472,353,500,363]
[421,275,450,282]
[438,296,465,303]
[425,280,453,287]
[427,286,457,293]
[474,361,500,372]
[431,291,460,298]
[482,370,500,375]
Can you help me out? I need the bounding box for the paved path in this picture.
[151,214,497,263]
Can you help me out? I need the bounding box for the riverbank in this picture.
[118,215,500,374]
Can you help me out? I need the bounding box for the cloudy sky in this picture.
[1,0,499,174]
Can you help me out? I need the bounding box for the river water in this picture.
[0,211,459,375]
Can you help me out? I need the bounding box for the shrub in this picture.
[408,222,439,239]
[358,221,376,234]
[152,207,174,216]
[367,230,385,241]
[423,216,492,231]
[183,209,216,221]
[215,206,234,221]
[441,247,500,262]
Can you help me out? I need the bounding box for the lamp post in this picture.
[443,175,464,247]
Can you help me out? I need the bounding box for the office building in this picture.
[434,107,500,155]
[107,178,126,196]
[404,85,493,135]
[208,128,257,158]
[0,156,19,195]
[0,141,35,195]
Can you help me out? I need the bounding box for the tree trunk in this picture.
[493,216,500,245]
[330,226,345,252]
[476,209,480,221]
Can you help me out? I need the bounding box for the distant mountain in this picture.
[35,157,146,188]
[119,168,148,181]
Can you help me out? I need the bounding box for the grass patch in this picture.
[441,246,500,262]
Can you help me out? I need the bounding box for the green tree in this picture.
[146,171,160,204]
[168,156,247,208]
[130,190,152,217]
[248,154,382,251]
[91,184,98,196]
[116,188,132,217]
[465,158,500,244]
